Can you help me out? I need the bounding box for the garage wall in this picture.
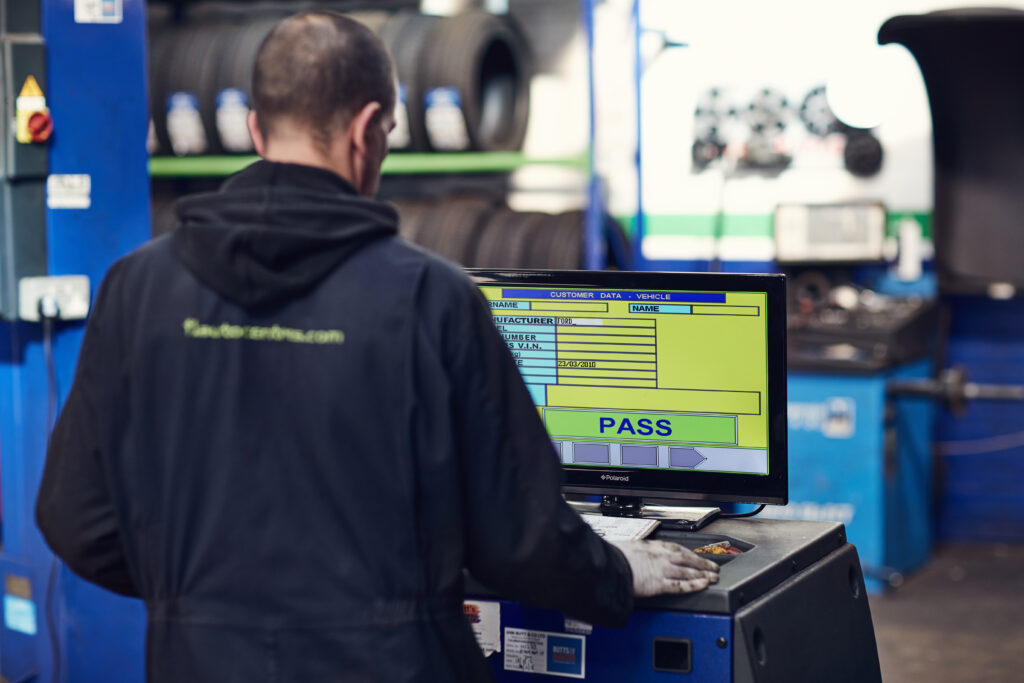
[587,0,1024,541]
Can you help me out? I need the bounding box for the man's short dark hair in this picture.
[253,12,395,149]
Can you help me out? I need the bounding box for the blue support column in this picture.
[581,0,606,271]
[631,0,647,271]
[1,1,150,680]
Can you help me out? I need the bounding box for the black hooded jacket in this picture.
[35,161,633,682]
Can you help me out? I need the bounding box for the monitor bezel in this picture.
[468,268,788,506]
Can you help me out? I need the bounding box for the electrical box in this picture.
[0,5,49,319]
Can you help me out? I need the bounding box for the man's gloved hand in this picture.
[609,539,721,597]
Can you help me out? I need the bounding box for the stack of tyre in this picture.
[153,192,630,270]
[147,8,629,269]
[393,197,587,269]
[148,9,531,156]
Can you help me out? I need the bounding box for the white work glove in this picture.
[609,539,720,597]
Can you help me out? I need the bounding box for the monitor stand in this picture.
[598,495,721,532]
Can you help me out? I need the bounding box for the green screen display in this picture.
[481,285,770,476]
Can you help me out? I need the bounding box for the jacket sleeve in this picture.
[35,264,139,597]
[445,277,634,627]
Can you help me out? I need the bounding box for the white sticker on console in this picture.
[503,627,585,679]
[463,600,501,657]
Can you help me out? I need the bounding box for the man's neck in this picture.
[261,136,354,187]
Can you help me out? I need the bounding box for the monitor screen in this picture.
[468,269,788,505]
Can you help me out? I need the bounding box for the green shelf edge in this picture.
[149,151,590,178]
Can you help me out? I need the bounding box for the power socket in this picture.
[18,275,91,322]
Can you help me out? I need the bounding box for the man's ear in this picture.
[349,101,383,155]
[247,110,267,157]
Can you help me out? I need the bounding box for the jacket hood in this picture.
[171,161,398,310]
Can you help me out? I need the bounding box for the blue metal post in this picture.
[632,0,647,270]
[0,1,151,680]
[581,0,606,270]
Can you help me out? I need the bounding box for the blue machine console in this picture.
[467,518,882,682]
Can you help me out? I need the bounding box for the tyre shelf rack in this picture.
[147,0,617,269]
[148,151,591,177]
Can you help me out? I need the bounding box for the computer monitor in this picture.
[468,269,788,507]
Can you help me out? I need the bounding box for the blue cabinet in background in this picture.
[767,360,935,593]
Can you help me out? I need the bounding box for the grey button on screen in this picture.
[670,447,707,469]
[573,442,610,464]
[621,445,658,466]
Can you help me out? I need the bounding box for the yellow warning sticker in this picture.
[16,75,48,144]
[18,75,43,99]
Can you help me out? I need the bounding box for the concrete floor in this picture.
[870,543,1024,683]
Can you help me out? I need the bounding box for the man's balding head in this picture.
[248,12,396,196]
[252,12,395,149]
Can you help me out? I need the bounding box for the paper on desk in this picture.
[581,514,659,541]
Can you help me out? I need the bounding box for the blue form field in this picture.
[519,366,557,376]
[493,315,557,325]
[509,350,557,359]
[489,301,531,310]
[501,332,557,342]
[516,359,558,368]
[496,324,555,334]
[507,342,557,353]
[627,304,692,314]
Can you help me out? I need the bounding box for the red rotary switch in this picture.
[28,111,53,143]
